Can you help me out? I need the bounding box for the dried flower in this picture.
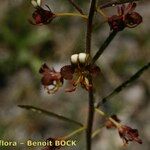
[60,53,101,92]
[39,63,63,94]
[108,3,142,32]
[118,125,142,144]
[29,3,55,25]
[105,115,142,145]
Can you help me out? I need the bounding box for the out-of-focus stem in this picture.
[95,108,121,127]
[63,126,86,140]
[67,0,84,15]
[56,13,88,19]
[92,127,103,138]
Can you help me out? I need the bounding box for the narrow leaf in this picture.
[97,62,150,107]
[18,105,83,127]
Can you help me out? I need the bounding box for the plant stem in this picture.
[86,0,97,54]
[96,62,150,107]
[95,108,121,127]
[67,0,84,15]
[63,126,86,140]
[91,30,117,64]
[92,126,104,138]
[85,0,97,150]
[86,78,95,150]
[56,13,88,19]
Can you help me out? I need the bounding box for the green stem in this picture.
[95,108,121,127]
[56,13,88,19]
[92,127,103,138]
[63,127,86,140]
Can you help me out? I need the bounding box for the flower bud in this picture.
[31,0,41,7]
[37,0,42,6]
[70,54,79,64]
[78,53,89,64]
[125,12,142,28]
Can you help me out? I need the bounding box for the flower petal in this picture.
[88,65,101,77]
[60,65,74,80]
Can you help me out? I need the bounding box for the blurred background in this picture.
[0,0,149,150]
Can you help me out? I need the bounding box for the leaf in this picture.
[18,105,83,127]
[96,62,150,107]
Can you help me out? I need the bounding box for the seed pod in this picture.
[70,54,79,64]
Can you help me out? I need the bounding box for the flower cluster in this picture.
[30,0,55,25]
[39,53,101,94]
[61,53,101,92]
[105,115,142,145]
[108,3,142,32]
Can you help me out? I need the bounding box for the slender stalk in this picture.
[92,126,104,138]
[86,79,95,150]
[91,31,117,64]
[63,127,86,140]
[95,108,121,127]
[85,0,97,150]
[56,13,88,19]
[86,0,97,54]
[67,0,84,15]
[96,62,150,107]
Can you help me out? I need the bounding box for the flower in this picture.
[118,125,142,144]
[60,53,101,92]
[39,53,101,93]
[39,63,63,94]
[42,138,61,150]
[108,3,142,32]
[29,0,55,25]
[105,115,142,145]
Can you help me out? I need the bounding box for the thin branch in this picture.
[18,105,83,127]
[91,31,117,65]
[86,0,97,54]
[99,0,140,9]
[96,62,150,108]
[86,77,95,150]
[92,125,104,138]
[63,126,86,139]
[85,1,97,150]
[56,12,88,19]
[67,0,84,14]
